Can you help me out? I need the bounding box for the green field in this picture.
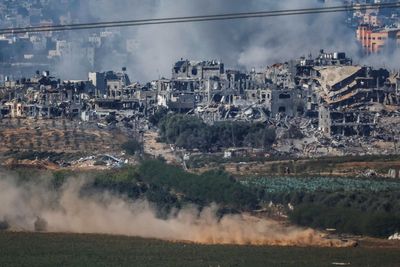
[0,232,399,267]
[241,176,400,193]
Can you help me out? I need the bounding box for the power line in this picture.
[2,2,397,34]
[1,2,381,31]
[0,2,399,35]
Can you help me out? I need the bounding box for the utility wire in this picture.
[1,2,397,34]
[1,2,382,31]
[0,2,399,35]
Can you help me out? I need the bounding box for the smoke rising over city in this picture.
[52,0,360,81]
[4,0,400,81]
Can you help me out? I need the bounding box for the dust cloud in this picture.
[0,177,349,247]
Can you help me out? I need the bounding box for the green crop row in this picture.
[241,176,400,193]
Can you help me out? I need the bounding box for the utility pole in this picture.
[231,121,235,147]
[376,76,379,102]
[394,135,397,154]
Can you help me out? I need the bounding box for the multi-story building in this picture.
[357,24,400,54]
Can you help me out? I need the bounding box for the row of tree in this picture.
[258,190,400,238]
[290,204,400,238]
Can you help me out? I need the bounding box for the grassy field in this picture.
[0,232,399,267]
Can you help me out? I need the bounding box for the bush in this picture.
[149,107,168,126]
[52,170,73,189]
[121,140,143,155]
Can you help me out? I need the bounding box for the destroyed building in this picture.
[172,59,224,80]
[152,50,399,137]
[319,105,377,136]
[0,70,93,119]
[264,88,304,118]
[311,58,396,137]
[158,60,230,112]
[260,50,399,138]
[1,48,400,150]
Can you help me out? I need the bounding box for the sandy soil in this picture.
[143,130,178,163]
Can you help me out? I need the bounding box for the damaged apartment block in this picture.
[319,105,377,136]
[1,49,400,154]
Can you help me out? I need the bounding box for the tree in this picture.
[122,140,143,155]
[149,107,168,126]
[158,114,276,151]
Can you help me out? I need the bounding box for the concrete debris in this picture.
[70,154,125,169]
[388,233,400,240]
[1,49,400,158]
[388,169,400,179]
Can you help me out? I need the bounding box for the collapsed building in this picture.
[153,50,400,142]
[90,68,152,117]
[315,65,395,136]
[157,59,265,114]
[1,49,400,147]
[0,70,92,119]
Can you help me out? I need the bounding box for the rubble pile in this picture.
[0,49,399,159]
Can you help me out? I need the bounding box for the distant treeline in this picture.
[152,111,276,151]
[51,160,257,214]
[257,188,400,238]
[290,204,400,238]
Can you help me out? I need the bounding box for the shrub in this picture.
[121,140,143,155]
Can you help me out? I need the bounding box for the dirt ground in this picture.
[0,118,129,155]
[143,130,178,163]
[221,158,400,177]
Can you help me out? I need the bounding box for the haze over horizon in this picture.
[47,0,363,81]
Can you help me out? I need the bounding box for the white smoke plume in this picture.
[53,0,367,82]
[0,176,351,247]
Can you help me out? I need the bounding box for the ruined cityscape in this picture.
[1,49,400,164]
[1,1,400,266]
[1,0,400,173]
